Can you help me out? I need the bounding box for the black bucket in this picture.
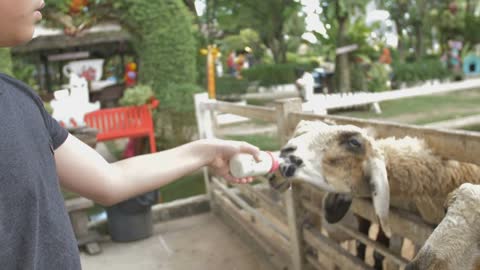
[106,191,158,242]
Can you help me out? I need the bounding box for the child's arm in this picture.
[54,134,260,206]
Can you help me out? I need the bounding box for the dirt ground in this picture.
[80,213,275,270]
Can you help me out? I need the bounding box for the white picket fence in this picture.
[216,78,480,126]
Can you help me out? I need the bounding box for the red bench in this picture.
[84,99,159,153]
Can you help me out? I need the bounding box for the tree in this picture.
[378,0,410,60]
[321,0,369,92]
[215,0,301,63]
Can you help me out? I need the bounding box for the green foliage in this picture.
[225,134,280,152]
[367,63,390,92]
[215,0,301,63]
[119,84,154,106]
[465,14,480,45]
[158,172,206,202]
[125,0,197,91]
[221,28,261,52]
[153,83,204,149]
[216,76,251,96]
[0,48,13,76]
[44,102,53,115]
[154,83,203,113]
[392,59,449,85]
[242,62,317,87]
[12,59,39,93]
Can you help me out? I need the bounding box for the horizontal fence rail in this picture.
[312,78,480,111]
[209,101,277,123]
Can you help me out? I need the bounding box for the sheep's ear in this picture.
[368,157,392,237]
[322,193,352,224]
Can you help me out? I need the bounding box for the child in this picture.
[0,1,260,269]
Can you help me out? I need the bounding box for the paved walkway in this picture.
[80,213,275,270]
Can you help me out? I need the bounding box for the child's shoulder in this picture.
[0,72,42,101]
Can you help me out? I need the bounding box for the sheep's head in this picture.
[407,183,480,270]
[272,120,391,235]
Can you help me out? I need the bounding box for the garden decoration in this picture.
[51,73,100,127]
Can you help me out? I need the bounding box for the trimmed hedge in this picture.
[216,76,251,96]
[242,62,317,87]
[126,0,197,91]
[392,59,449,85]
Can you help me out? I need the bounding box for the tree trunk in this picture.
[414,23,424,61]
[335,17,350,93]
[270,38,286,64]
[414,0,426,61]
[393,18,405,61]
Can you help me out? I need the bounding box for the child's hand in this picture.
[203,139,260,184]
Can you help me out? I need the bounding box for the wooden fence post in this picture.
[275,98,310,270]
[385,235,403,270]
[275,98,302,145]
[194,93,216,210]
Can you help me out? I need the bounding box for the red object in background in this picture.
[124,62,137,87]
[379,48,392,65]
[449,2,458,14]
[69,0,89,14]
[84,98,160,153]
[80,67,97,81]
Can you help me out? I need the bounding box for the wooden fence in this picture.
[194,92,480,270]
[216,78,480,126]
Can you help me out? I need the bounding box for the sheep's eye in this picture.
[348,138,361,148]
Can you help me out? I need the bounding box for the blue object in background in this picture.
[463,54,480,76]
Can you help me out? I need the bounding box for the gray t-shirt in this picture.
[0,74,81,269]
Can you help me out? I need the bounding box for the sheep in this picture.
[270,120,480,235]
[406,183,480,270]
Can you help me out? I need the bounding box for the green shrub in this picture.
[154,83,203,113]
[119,84,154,106]
[44,102,53,115]
[154,83,204,149]
[123,0,199,150]
[125,0,197,93]
[12,59,39,93]
[0,48,12,76]
[242,62,317,87]
[216,76,251,96]
[392,59,449,85]
[367,63,390,92]
[350,63,367,91]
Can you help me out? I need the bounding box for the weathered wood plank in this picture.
[65,197,94,212]
[304,227,373,270]
[211,177,290,241]
[306,254,335,270]
[350,199,433,246]
[300,185,434,247]
[235,183,287,224]
[289,112,480,166]
[302,199,408,267]
[210,101,277,122]
[214,190,291,270]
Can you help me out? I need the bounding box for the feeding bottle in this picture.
[229,151,280,178]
